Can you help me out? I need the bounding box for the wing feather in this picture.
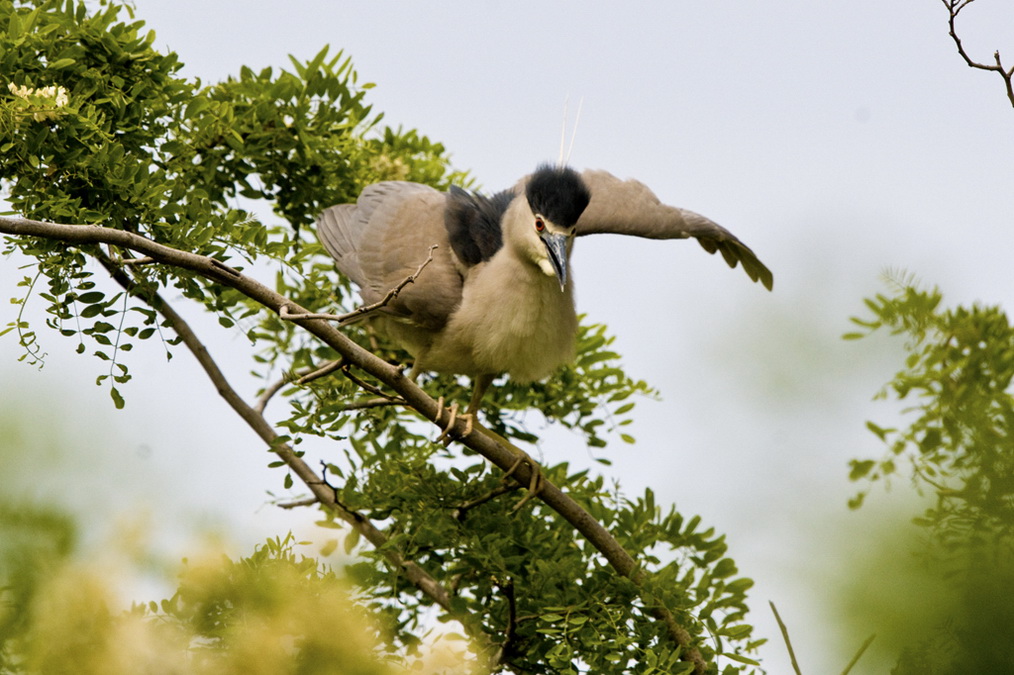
[317,182,465,329]
[576,169,773,290]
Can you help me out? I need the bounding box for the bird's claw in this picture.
[502,450,544,512]
[434,397,473,444]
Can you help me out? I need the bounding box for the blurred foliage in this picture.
[0,514,471,674]
[846,273,1014,674]
[0,1,764,672]
[0,502,76,672]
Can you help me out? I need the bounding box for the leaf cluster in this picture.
[847,276,1014,538]
[847,275,1014,673]
[1,0,462,394]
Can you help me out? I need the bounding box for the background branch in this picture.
[943,0,1014,107]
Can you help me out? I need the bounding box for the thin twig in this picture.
[769,602,803,675]
[296,358,345,385]
[492,578,518,666]
[840,634,876,675]
[943,0,1014,108]
[255,362,332,415]
[255,373,294,415]
[277,497,319,509]
[279,244,438,324]
[453,483,521,520]
[258,359,405,414]
[340,362,398,399]
[339,396,408,411]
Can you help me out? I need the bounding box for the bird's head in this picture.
[516,165,591,291]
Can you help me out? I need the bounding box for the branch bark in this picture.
[0,216,706,672]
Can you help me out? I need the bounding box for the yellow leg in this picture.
[434,398,475,444]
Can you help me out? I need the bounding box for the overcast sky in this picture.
[4,1,1014,672]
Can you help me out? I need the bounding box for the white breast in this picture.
[420,252,578,381]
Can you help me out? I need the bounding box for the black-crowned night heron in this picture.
[317,165,772,432]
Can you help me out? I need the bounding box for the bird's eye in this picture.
[534,217,545,232]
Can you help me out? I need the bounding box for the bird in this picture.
[317,165,772,435]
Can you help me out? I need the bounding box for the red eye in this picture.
[534,217,545,232]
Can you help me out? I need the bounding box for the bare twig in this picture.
[277,496,319,509]
[279,244,438,324]
[0,216,707,673]
[769,602,803,675]
[492,578,518,666]
[117,256,156,265]
[453,483,521,520]
[297,358,345,385]
[255,372,296,415]
[340,361,399,400]
[258,359,406,415]
[840,634,876,675]
[339,396,408,411]
[943,0,1014,108]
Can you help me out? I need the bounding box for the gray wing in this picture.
[317,182,465,330]
[575,169,773,290]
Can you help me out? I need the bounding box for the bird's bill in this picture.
[541,232,569,291]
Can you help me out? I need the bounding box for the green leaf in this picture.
[343,526,360,554]
[110,386,125,409]
[614,402,635,415]
[723,653,760,666]
[319,538,338,557]
[76,291,105,304]
[849,460,875,480]
[864,420,892,441]
[80,304,104,318]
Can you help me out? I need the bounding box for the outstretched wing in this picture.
[575,169,773,290]
[317,182,465,330]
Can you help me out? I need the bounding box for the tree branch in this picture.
[0,215,706,672]
[943,0,1014,108]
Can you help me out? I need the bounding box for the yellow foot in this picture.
[501,450,544,512]
[434,398,473,444]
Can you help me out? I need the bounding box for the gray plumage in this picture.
[317,166,772,410]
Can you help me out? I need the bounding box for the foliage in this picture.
[0,502,76,672]
[0,509,452,675]
[0,1,763,673]
[846,274,1014,674]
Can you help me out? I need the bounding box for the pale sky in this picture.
[4,2,1014,672]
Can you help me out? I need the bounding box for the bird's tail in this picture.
[317,204,368,288]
